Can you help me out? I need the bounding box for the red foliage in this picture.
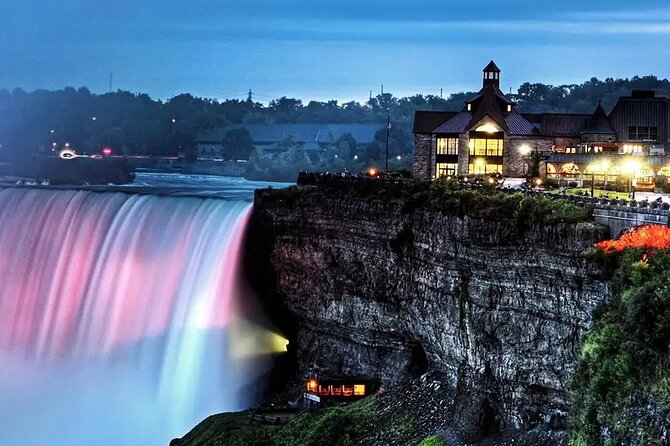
[595,225,670,253]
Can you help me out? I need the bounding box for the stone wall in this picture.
[593,206,670,236]
[413,134,434,180]
[251,192,610,436]
[505,136,554,177]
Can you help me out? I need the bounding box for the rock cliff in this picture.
[248,189,611,441]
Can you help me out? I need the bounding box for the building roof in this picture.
[483,60,501,73]
[505,111,537,135]
[581,102,616,135]
[413,111,459,133]
[197,123,384,144]
[465,83,511,132]
[433,112,472,134]
[538,114,591,137]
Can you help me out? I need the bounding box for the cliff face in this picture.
[250,191,610,439]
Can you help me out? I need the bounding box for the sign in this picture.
[304,393,320,403]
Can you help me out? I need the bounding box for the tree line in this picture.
[1,75,668,165]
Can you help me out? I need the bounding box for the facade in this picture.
[196,123,383,159]
[413,61,670,183]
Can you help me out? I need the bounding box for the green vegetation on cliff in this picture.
[175,396,417,446]
[259,176,592,231]
[570,247,670,445]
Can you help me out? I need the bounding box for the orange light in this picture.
[535,178,543,186]
[307,379,318,393]
[367,167,378,177]
[353,384,366,396]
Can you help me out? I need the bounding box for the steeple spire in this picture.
[483,60,501,88]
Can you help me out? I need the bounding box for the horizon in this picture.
[2,1,670,104]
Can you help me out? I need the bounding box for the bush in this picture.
[570,248,670,444]
[419,435,446,446]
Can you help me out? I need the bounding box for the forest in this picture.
[1,75,669,179]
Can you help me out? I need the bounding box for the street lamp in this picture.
[518,144,532,176]
[385,115,391,171]
[621,159,641,200]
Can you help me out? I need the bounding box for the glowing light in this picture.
[621,159,642,174]
[92,116,97,121]
[102,147,113,156]
[367,167,379,177]
[353,155,358,160]
[59,148,76,159]
[396,155,401,160]
[535,178,543,186]
[307,379,318,393]
[475,158,485,166]
[518,144,531,156]
[475,123,499,133]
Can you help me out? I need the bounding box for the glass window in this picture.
[436,163,458,177]
[468,163,502,175]
[353,385,366,396]
[470,138,502,156]
[436,137,458,155]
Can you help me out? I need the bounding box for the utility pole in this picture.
[369,90,372,101]
[381,84,384,95]
[440,88,443,99]
[247,89,253,102]
[385,115,391,172]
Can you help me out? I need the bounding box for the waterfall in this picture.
[0,188,276,445]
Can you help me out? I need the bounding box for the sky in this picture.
[1,0,670,103]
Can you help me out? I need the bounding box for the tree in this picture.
[222,128,254,160]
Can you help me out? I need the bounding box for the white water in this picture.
[0,187,277,445]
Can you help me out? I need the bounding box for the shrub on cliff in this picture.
[570,244,670,445]
[419,435,446,446]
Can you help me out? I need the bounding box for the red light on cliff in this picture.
[367,168,379,177]
[595,225,670,253]
[102,147,113,156]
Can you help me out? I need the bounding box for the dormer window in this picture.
[467,103,472,111]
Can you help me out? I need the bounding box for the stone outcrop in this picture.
[249,190,610,440]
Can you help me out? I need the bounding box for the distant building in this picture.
[196,123,384,159]
[413,61,670,181]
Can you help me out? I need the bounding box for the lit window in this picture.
[436,138,458,155]
[468,163,502,175]
[436,163,458,177]
[469,138,503,156]
[354,385,366,396]
[467,103,472,111]
[475,124,499,133]
[507,105,512,112]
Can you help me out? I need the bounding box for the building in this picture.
[196,123,384,159]
[413,61,670,183]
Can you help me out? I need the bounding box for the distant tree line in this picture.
[1,75,668,168]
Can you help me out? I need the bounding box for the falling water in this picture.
[0,187,278,445]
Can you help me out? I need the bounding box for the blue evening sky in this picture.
[1,1,669,103]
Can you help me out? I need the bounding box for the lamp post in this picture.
[385,115,391,172]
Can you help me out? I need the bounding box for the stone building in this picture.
[413,61,670,181]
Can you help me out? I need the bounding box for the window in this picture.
[469,138,503,156]
[565,147,577,154]
[467,103,472,111]
[436,162,458,177]
[353,385,366,396]
[628,126,658,141]
[468,163,502,175]
[436,137,458,155]
[621,144,644,154]
[507,104,512,112]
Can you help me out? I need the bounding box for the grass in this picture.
[177,396,420,446]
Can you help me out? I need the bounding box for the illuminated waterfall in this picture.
[0,188,276,445]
